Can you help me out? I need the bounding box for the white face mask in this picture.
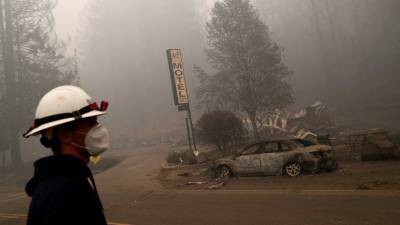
[72,124,110,157]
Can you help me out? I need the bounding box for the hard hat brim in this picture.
[24,110,107,138]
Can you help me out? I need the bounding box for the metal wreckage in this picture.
[210,138,337,178]
[210,102,337,178]
[257,101,333,142]
[210,102,399,178]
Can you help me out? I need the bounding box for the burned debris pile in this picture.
[166,101,399,167]
[347,130,400,161]
[258,101,334,142]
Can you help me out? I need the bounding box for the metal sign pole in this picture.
[187,105,197,151]
[167,49,198,157]
[185,117,193,151]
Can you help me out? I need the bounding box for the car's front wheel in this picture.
[216,165,232,179]
[283,161,302,177]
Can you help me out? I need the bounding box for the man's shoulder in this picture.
[36,174,89,197]
[27,174,107,225]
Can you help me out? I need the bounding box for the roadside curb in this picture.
[160,162,209,170]
[175,189,400,196]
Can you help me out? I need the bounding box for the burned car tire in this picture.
[216,165,232,179]
[283,161,302,177]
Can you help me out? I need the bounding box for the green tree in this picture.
[196,0,293,139]
[0,0,78,166]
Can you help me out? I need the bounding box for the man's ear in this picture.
[44,128,54,140]
[57,128,73,144]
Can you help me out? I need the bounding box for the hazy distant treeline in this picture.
[78,0,400,137]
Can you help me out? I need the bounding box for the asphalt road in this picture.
[1,146,400,225]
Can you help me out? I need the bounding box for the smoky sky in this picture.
[66,0,400,140]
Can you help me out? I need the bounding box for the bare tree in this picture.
[0,0,77,166]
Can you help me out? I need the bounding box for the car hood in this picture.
[302,144,332,153]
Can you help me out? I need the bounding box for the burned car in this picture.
[211,139,337,178]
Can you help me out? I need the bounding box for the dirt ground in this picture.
[160,159,400,191]
[1,145,400,225]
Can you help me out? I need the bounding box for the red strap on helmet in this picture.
[23,100,108,138]
[100,101,109,111]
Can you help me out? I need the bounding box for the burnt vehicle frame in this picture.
[211,139,337,178]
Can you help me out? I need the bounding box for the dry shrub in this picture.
[196,110,247,156]
[166,151,183,164]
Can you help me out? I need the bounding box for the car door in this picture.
[259,142,290,175]
[234,143,263,175]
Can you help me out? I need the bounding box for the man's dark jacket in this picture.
[25,154,107,225]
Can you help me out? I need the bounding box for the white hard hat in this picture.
[23,85,108,138]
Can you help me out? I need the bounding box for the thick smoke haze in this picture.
[0,2,399,224]
[78,0,210,140]
[70,0,400,141]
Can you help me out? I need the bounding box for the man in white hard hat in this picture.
[23,86,109,225]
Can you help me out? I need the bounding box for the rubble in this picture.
[208,181,225,190]
[258,101,334,143]
[177,172,191,177]
[348,129,400,161]
[181,181,208,186]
